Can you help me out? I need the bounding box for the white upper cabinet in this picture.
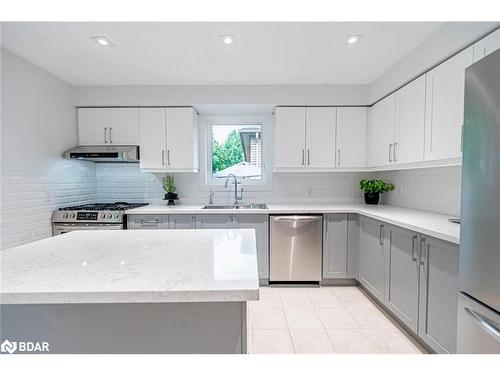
[305,107,336,168]
[367,94,396,167]
[424,46,473,161]
[274,107,306,168]
[473,28,500,63]
[394,75,426,164]
[165,108,199,171]
[78,107,139,146]
[336,107,366,168]
[138,107,198,172]
[138,108,167,170]
[275,106,366,170]
[78,108,108,145]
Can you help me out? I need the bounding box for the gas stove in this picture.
[52,202,148,235]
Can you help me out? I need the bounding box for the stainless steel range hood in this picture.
[64,146,139,163]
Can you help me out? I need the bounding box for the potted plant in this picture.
[162,175,178,206]
[360,179,395,205]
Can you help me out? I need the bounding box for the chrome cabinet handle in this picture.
[162,150,165,166]
[411,235,418,262]
[167,149,171,166]
[460,124,464,152]
[104,127,108,144]
[109,127,113,143]
[419,238,426,266]
[389,143,393,162]
[379,224,384,246]
[464,307,500,343]
[307,149,310,165]
[337,149,341,166]
[393,142,398,162]
[301,149,305,166]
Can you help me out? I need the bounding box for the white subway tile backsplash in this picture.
[0,161,97,250]
[1,161,461,251]
[376,166,461,216]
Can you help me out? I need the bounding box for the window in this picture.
[211,124,262,181]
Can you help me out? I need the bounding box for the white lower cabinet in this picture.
[196,214,232,229]
[322,214,348,278]
[384,224,420,333]
[418,235,459,354]
[233,214,269,280]
[169,214,196,229]
[358,216,386,301]
[357,216,459,353]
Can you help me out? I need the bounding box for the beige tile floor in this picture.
[247,286,425,354]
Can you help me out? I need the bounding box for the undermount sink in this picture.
[202,203,268,210]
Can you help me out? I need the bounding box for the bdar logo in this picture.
[1,340,17,354]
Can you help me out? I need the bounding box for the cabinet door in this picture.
[366,94,396,167]
[473,28,500,63]
[274,107,306,169]
[196,214,232,229]
[78,108,108,145]
[127,214,169,230]
[394,75,426,164]
[424,47,473,161]
[336,107,366,168]
[138,108,166,169]
[166,108,197,171]
[234,214,269,279]
[323,214,348,278]
[107,108,139,145]
[384,225,420,333]
[169,214,196,229]
[358,216,385,301]
[418,235,459,353]
[305,107,336,168]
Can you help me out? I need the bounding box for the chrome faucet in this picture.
[208,189,215,205]
[224,173,243,206]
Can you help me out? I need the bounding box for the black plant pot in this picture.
[364,192,380,205]
[164,192,179,206]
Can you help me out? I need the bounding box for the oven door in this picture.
[52,223,123,236]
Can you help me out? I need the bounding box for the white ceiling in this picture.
[1,22,444,86]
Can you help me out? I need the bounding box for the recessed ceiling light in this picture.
[220,35,235,45]
[91,36,114,47]
[346,34,363,45]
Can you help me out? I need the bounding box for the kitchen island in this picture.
[0,229,259,354]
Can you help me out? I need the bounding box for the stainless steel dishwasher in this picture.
[270,215,322,282]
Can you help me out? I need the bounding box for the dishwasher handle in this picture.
[272,216,322,222]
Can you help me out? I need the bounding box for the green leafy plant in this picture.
[360,179,395,194]
[162,175,176,193]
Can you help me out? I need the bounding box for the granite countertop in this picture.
[0,229,260,305]
[126,203,460,244]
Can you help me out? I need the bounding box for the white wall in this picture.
[369,22,499,103]
[76,84,369,107]
[1,50,96,250]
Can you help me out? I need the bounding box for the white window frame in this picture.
[199,113,273,191]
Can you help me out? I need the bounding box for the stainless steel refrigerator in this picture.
[458,48,500,353]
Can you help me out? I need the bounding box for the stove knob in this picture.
[106,213,112,219]
[100,213,106,219]
[62,213,69,219]
[70,213,76,219]
[114,213,120,219]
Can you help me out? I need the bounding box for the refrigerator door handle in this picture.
[464,307,500,344]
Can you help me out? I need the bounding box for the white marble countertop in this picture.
[126,203,460,244]
[0,229,259,305]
